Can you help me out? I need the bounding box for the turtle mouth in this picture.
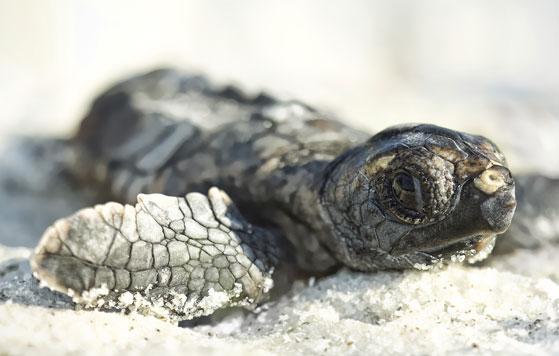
[419,234,496,262]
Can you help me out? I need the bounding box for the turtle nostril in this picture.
[503,199,517,209]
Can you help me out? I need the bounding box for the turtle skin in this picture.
[31,69,522,321]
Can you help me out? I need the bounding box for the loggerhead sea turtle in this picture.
[29,69,550,321]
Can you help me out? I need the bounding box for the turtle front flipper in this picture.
[31,187,280,321]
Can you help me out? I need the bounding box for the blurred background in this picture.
[1,0,558,173]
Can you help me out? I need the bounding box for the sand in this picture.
[2,243,559,355]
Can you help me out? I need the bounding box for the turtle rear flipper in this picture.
[31,187,279,321]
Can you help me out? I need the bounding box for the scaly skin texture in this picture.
[31,69,518,320]
[72,70,368,271]
[32,188,279,320]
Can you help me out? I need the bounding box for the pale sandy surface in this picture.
[3,243,559,356]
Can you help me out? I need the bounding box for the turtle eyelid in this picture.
[413,178,424,211]
[392,173,425,213]
[394,172,415,192]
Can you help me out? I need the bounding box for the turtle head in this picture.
[320,124,516,270]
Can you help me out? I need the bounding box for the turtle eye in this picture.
[392,172,424,212]
[394,172,415,192]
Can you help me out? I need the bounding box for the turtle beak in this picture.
[476,166,516,233]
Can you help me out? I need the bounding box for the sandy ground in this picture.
[3,242,559,355]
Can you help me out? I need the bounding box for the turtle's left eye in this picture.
[394,172,415,192]
[375,150,457,225]
[392,172,424,212]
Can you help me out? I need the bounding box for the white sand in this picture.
[2,243,559,355]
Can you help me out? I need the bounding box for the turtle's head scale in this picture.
[319,123,516,270]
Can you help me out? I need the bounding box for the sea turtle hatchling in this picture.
[30,69,550,321]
